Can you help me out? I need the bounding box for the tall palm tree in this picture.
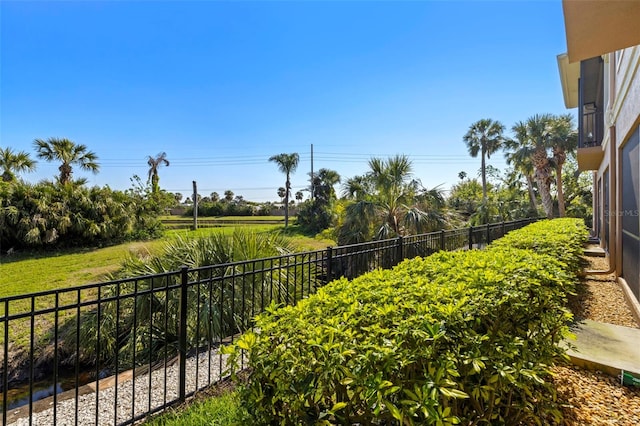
[147,152,170,194]
[511,114,556,218]
[549,114,577,217]
[0,147,36,182]
[269,153,299,228]
[504,129,538,214]
[463,119,505,203]
[33,137,99,185]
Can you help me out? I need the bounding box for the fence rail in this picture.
[0,218,536,425]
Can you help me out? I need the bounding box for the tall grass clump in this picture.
[224,218,587,425]
[55,230,312,372]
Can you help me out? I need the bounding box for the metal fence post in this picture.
[468,225,474,250]
[440,230,445,251]
[396,236,404,264]
[486,223,491,245]
[326,247,333,283]
[178,265,189,403]
[501,221,506,237]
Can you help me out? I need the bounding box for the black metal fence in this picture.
[0,218,536,425]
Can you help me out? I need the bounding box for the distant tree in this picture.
[33,137,99,185]
[147,152,169,194]
[458,171,467,181]
[211,192,220,202]
[269,153,299,228]
[295,191,304,203]
[234,195,245,204]
[224,190,234,202]
[463,119,505,203]
[0,147,36,182]
[297,168,341,234]
[277,187,286,201]
[184,197,192,204]
[173,192,183,204]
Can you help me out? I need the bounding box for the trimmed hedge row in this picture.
[225,218,588,425]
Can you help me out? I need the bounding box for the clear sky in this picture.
[1,0,572,202]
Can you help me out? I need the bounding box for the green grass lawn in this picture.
[0,223,333,299]
[144,390,245,426]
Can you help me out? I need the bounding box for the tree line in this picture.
[0,138,174,250]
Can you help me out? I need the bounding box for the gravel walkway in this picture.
[7,349,231,426]
[553,252,640,425]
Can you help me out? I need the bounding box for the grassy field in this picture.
[0,222,334,350]
[0,223,333,299]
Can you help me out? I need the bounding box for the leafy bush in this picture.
[225,218,586,425]
[489,218,588,275]
[0,179,167,249]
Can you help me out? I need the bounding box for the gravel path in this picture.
[553,252,640,425]
[7,349,231,426]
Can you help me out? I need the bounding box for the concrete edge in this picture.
[618,276,640,327]
[567,354,625,378]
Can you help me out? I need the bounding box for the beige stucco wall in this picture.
[613,47,640,148]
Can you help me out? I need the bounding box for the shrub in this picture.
[489,218,588,274]
[225,218,586,425]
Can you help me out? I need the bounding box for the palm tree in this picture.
[277,187,286,201]
[295,191,303,203]
[338,155,447,244]
[311,168,341,202]
[147,152,170,194]
[269,153,299,228]
[511,114,555,218]
[549,114,577,217]
[33,137,99,185]
[504,128,539,214]
[463,119,505,203]
[224,190,234,202]
[0,147,36,182]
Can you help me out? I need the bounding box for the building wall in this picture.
[604,47,640,301]
[613,47,640,145]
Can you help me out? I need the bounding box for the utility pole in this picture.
[192,180,198,230]
[310,143,314,201]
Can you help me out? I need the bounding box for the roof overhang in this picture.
[557,53,579,109]
[563,0,640,63]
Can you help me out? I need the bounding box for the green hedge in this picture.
[224,218,587,425]
[489,218,588,275]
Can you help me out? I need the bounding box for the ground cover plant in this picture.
[225,218,587,425]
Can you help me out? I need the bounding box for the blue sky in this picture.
[1,0,572,202]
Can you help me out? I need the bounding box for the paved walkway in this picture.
[564,319,640,378]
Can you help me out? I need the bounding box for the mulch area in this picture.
[553,251,640,425]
